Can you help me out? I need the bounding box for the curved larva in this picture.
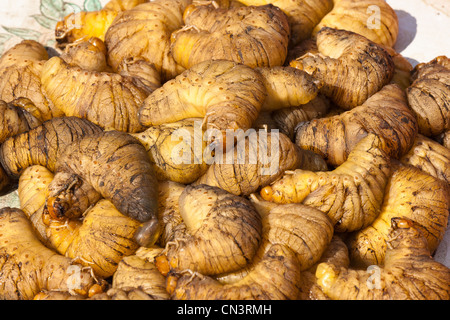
[168,243,301,300]
[155,184,262,276]
[0,117,102,179]
[46,130,160,247]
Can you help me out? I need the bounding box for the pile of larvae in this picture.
[0,0,449,300]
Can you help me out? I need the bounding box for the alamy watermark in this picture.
[367,5,381,30]
[170,120,280,176]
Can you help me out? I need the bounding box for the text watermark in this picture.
[170,120,280,176]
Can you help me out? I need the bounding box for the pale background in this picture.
[0,0,448,267]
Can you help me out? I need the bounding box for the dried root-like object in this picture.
[0,207,103,300]
[139,59,266,144]
[0,117,102,180]
[195,131,327,196]
[401,134,450,185]
[55,0,147,47]
[155,184,262,276]
[0,40,62,120]
[238,0,333,46]
[41,39,160,133]
[261,134,391,232]
[295,84,418,166]
[347,162,450,268]
[317,218,450,300]
[167,243,301,300]
[290,28,395,110]
[406,56,450,137]
[44,130,160,247]
[131,118,209,184]
[105,0,191,81]
[313,0,399,48]
[250,196,334,271]
[170,2,290,70]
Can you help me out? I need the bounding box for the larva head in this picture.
[60,37,107,72]
[55,12,88,47]
[260,171,314,204]
[134,217,163,248]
